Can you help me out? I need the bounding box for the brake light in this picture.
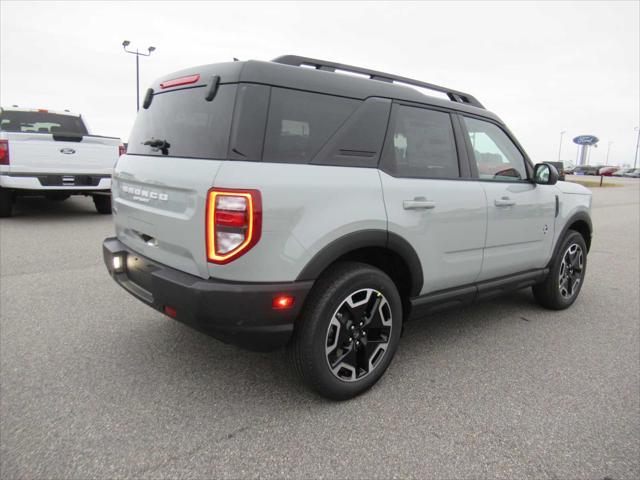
[206,188,262,264]
[37,108,48,113]
[119,144,126,157]
[160,74,200,89]
[0,140,9,165]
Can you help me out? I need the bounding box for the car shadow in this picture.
[6,195,105,219]
[111,288,540,407]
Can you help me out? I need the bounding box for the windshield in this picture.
[127,84,237,160]
[0,111,88,135]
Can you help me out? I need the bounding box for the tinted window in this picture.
[263,88,360,164]
[381,104,459,179]
[463,117,527,181]
[127,84,236,159]
[0,111,88,135]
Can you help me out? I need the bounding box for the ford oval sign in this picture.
[573,135,599,146]
[59,148,76,154]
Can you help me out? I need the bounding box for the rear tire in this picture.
[291,262,402,400]
[0,188,13,217]
[93,194,112,214]
[533,230,587,310]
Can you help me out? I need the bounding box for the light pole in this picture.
[122,40,156,111]
[558,130,566,162]
[634,127,639,169]
[606,141,613,165]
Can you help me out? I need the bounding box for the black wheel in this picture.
[291,262,402,400]
[533,230,587,310]
[0,187,13,217]
[93,194,112,214]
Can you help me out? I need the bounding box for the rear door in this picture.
[459,115,556,280]
[113,83,237,279]
[379,103,487,295]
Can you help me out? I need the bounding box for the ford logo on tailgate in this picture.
[59,148,76,154]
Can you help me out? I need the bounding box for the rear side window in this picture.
[262,88,360,164]
[0,111,88,135]
[381,104,459,179]
[127,84,236,159]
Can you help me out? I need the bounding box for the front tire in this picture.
[533,230,587,310]
[291,262,402,400]
[93,194,112,214]
[0,188,13,217]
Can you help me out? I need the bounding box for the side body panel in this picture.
[208,161,388,282]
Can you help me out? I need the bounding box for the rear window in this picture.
[127,84,237,159]
[262,88,360,164]
[0,111,88,135]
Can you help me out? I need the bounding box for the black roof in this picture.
[152,56,502,123]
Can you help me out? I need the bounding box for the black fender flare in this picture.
[551,211,593,262]
[296,229,423,297]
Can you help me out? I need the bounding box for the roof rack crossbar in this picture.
[272,55,484,109]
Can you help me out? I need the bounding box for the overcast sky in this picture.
[1,1,638,166]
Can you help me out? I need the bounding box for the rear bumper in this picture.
[0,174,111,190]
[103,237,313,351]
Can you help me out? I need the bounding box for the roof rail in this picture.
[272,55,484,109]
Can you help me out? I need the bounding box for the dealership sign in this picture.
[573,135,599,146]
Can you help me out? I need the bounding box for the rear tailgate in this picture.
[5,132,118,174]
[112,74,238,279]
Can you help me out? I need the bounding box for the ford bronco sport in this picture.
[103,56,592,400]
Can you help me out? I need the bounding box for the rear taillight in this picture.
[206,188,262,264]
[118,144,126,157]
[0,140,9,165]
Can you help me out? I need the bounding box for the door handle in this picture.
[403,198,436,210]
[494,197,516,207]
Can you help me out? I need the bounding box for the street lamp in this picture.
[122,40,156,111]
[558,130,566,162]
[634,127,639,169]
[606,141,613,165]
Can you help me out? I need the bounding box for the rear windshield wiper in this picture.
[144,138,171,155]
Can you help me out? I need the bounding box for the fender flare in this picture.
[296,229,424,297]
[552,210,593,261]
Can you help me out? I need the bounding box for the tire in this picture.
[93,194,112,214]
[533,230,587,310]
[291,261,403,400]
[0,188,13,218]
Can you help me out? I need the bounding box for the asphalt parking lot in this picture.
[1,180,639,479]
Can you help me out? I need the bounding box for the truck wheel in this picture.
[533,230,587,310]
[291,262,402,400]
[0,188,13,218]
[93,195,112,214]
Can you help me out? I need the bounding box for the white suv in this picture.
[103,56,592,399]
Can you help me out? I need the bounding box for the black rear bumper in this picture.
[103,237,313,351]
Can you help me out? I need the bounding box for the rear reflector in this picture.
[0,140,9,165]
[273,295,295,309]
[160,74,200,89]
[164,306,177,318]
[206,188,262,264]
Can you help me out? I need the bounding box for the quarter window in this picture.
[463,117,527,181]
[262,88,360,164]
[381,104,459,179]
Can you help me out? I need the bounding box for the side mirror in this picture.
[533,163,559,185]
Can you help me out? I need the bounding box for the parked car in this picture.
[613,168,632,176]
[103,56,593,400]
[624,168,640,178]
[564,163,576,175]
[0,107,123,217]
[573,165,601,176]
[598,166,619,176]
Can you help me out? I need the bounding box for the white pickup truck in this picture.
[0,107,123,217]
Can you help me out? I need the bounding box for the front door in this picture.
[460,115,556,281]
